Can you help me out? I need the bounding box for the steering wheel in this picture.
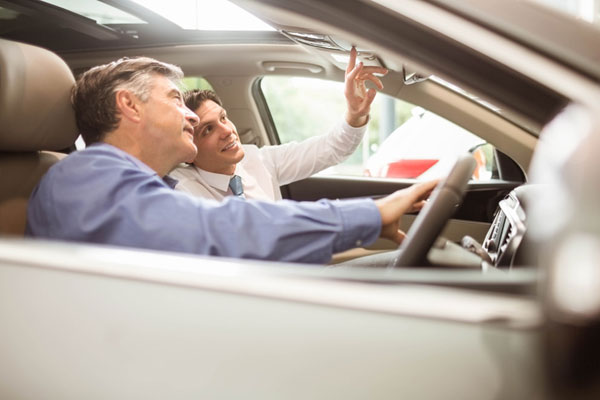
[389,154,476,268]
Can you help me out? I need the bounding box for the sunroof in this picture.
[40,0,274,31]
[40,0,146,24]
[129,0,275,30]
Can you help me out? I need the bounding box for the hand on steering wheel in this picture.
[390,154,476,268]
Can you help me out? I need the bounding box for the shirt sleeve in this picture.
[26,151,381,264]
[259,119,367,186]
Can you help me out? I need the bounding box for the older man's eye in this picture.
[173,93,182,101]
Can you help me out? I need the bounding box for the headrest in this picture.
[0,38,78,152]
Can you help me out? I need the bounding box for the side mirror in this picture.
[469,143,526,182]
[468,143,494,180]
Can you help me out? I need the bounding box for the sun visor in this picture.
[281,30,385,69]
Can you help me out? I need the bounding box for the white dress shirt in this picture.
[171,119,367,201]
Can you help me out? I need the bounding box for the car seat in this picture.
[0,38,78,235]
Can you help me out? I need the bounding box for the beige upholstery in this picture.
[0,38,78,235]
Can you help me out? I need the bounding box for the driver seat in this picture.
[0,38,79,236]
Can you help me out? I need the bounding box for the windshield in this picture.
[529,0,600,27]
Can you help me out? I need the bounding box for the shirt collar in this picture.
[194,165,234,192]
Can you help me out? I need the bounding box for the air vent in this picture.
[499,224,516,254]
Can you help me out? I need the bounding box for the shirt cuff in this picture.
[341,116,369,132]
[333,198,381,252]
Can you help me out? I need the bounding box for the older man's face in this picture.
[140,75,199,167]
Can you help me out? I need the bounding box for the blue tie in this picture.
[228,175,245,198]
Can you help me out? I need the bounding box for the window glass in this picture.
[181,77,213,91]
[528,0,600,27]
[0,6,19,20]
[130,0,274,30]
[39,0,274,30]
[40,0,145,24]
[260,76,496,181]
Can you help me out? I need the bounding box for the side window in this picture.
[260,76,497,181]
[181,77,213,91]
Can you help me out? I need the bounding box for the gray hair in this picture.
[72,57,183,145]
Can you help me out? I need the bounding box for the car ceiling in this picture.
[231,0,573,128]
[0,0,574,134]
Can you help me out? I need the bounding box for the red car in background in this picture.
[365,108,489,179]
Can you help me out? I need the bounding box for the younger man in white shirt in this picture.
[171,47,387,201]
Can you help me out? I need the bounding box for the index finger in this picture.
[359,73,384,90]
[346,46,357,74]
[360,66,389,75]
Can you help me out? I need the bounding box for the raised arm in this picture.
[344,46,388,127]
[262,47,388,185]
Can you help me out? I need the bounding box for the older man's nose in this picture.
[185,107,200,127]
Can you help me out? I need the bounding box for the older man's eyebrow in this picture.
[168,88,183,99]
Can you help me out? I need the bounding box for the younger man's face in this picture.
[191,100,245,175]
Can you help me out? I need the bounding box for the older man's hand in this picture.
[374,180,439,244]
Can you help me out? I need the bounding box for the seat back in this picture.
[0,38,78,235]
